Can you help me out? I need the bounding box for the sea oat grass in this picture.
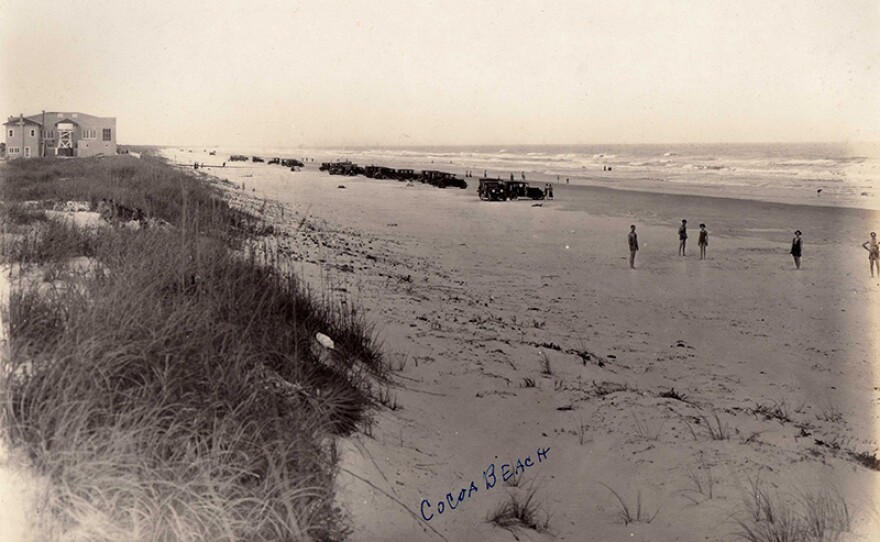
[1,155,383,541]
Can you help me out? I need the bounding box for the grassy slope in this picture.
[1,155,384,541]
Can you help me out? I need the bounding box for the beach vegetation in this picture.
[1,155,385,541]
[576,417,589,446]
[487,484,550,533]
[631,410,665,441]
[680,459,717,505]
[847,450,880,471]
[733,477,850,542]
[599,483,661,525]
[816,404,844,424]
[538,350,552,375]
[686,411,731,441]
[751,399,793,424]
[591,380,631,397]
[658,387,687,402]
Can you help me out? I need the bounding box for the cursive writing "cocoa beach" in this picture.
[419,446,550,522]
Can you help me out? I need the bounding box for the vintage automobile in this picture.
[505,181,545,200]
[420,170,467,189]
[321,161,364,176]
[281,158,304,168]
[364,165,398,179]
[395,168,417,181]
[229,155,249,162]
[268,157,281,165]
[252,156,265,163]
[478,178,509,200]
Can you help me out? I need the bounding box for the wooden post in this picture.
[41,110,46,157]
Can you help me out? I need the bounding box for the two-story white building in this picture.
[4,111,116,159]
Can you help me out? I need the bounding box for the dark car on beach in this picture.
[478,178,508,200]
[505,181,545,200]
[420,170,467,189]
[395,169,417,181]
[365,165,398,179]
[321,161,364,176]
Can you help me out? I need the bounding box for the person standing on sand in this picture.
[678,219,688,256]
[698,223,708,260]
[862,232,879,277]
[628,225,639,268]
[791,230,803,269]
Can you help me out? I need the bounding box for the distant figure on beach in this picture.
[521,171,526,181]
[628,225,639,268]
[791,230,803,269]
[862,232,879,277]
[698,223,708,260]
[678,219,688,256]
[566,178,570,184]
[484,170,487,178]
[222,162,226,167]
[510,173,514,181]
[547,184,554,199]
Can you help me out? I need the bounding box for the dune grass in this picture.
[733,478,850,542]
[1,155,385,541]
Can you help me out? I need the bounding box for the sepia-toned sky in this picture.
[2,0,878,146]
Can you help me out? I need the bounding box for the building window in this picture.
[103,128,112,141]
[8,129,13,137]
[9,147,19,154]
[82,129,96,139]
[43,130,55,139]
[24,146,31,158]
[30,129,35,137]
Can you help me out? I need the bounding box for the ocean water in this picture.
[201,142,880,210]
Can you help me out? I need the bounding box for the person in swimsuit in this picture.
[628,225,639,268]
[862,231,879,277]
[678,219,688,256]
[698,223,708,260]
[791,230,803,269]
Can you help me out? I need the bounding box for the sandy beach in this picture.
[171,151,880,541]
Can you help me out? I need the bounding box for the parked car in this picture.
[420,170,467,189]
[365,165,398,179]
[505,181,545,200]
[478,178,508,200]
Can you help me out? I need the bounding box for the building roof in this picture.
[4,112,115,127]
[3,116,42,126]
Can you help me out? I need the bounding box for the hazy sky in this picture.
[2,1,878,146]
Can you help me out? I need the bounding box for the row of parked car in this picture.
[477,179,546,201]
[228,155,305,169]
[319,162,468,189]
